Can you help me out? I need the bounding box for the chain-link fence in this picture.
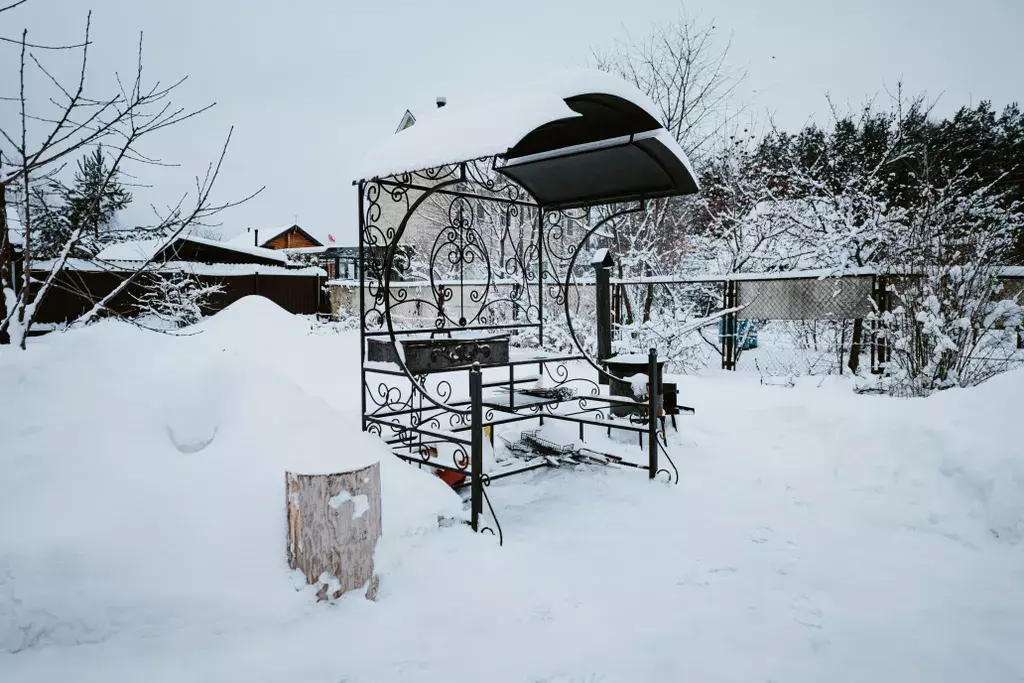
[328,268,1023,385]
[609,270,1024,384]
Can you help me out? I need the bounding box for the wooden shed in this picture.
[27,234,328,325]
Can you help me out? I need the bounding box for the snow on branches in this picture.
[134,272,223,330]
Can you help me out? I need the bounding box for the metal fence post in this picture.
[470,362,483,532]
[648,348,658,480]
[721,280,737,371]
[873,275,889,372]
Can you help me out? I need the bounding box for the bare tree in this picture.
[592,9,746,168]
[590,8,745,321]
[0,3,259,348]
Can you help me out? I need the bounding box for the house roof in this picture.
[93,238,169,261]
[395,110,416,133]
[33,258,325,277]
[280,245,358,256]
[356,69,698,210]
[95,234,290,266]
[228,224,323,248]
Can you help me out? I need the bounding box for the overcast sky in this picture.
[3,0,1022,244]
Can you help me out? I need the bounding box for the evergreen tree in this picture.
[29,146,132,259]
[747,96,1024,264]
[68,146,132,237]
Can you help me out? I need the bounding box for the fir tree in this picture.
[29,146,133,259]
[68,146,132,236]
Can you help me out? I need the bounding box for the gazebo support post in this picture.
[470,362,483,532]
[648,348,659,480]
[358,180,367,432]
[593,249,614,385]
[537,209,545,349]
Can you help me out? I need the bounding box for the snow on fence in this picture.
[609,269,1024,382]
[330,268,1024,382]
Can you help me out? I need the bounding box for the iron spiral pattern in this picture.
[361,162,542,342]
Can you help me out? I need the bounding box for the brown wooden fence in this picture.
[30,269,326,325]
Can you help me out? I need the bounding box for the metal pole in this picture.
[870,275,878,373]
[358,181,367,431]
[720,281,728,370]
[874,275,883,369]
[470,362,483,532]
[722,281,737,371]
[595,258,612,385]
[537,209,544,349]
[648,348,658,479]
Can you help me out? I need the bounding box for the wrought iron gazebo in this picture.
[356,70,700,542]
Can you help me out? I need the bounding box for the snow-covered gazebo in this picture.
[355,70,699,541]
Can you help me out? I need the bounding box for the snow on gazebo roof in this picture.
[356,69,699,209]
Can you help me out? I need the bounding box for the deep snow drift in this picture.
[0,297,461,654]
[2,298,1023,682]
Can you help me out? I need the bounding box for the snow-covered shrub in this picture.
[743,319,853,377]
[135,272,224,329]
[311,311,359,334]
[879,180,1024,396]
[882,272,1022,396]
[608,279,720,373]
[510,285,598,356]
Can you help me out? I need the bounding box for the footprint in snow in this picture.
[791,596,823,629]
[166,425,218,454]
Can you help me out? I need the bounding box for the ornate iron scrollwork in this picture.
[359,155,678,545]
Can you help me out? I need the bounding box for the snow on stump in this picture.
[285,463,382,601]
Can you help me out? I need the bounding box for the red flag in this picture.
[328,233,336,243]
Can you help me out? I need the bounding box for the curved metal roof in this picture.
[356,70,699,208]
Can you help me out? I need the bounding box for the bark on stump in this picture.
[286,462,382,601]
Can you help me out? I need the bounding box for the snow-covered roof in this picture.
[591,248,612,266]
[227,225,323,249]
[282,246,331,255]
[34,258,325,277]
[356,69,698,198]
[185,235,290,263]
[95,235,290,265]
[93,238,166,261]
[227,229,260,246]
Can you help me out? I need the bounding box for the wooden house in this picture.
[230,224,323,250]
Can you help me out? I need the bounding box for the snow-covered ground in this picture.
[2,297,1023,682]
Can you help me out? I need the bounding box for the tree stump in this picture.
[286,462,382,601]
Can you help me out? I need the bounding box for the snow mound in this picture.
[907,369,1024,543]
[0,309,462,653]
[192,294,312,340]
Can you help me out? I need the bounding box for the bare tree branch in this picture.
[73,128,257,326]
[0,0,30,13]
[1,11,254,347]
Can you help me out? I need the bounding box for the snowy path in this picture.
[2,309,1023,682]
